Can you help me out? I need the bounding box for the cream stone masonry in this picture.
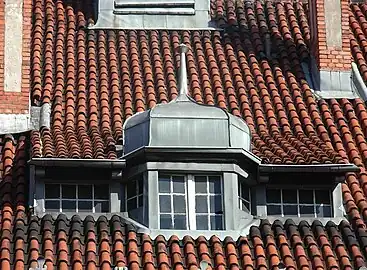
[4,0,23,92]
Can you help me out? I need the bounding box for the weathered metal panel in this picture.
[124,120,150,153]
[150,118,229,147]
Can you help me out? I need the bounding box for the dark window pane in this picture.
[127,198,137,211]
[316,205,332,217]
[299,190,314,204]
[78,200,93,212]
[138,195,143,207]
[195,196,208,213]
[159,176,171,193]
[62,185,76,199]
[210,216,223,230]
[210,195,223,214]
[173,195,186,213]
[267,205,281,215]
[283,205,298,216]
[300,205,315,217]
[196,215,208,230]
[195,176,207,193]
[172,176,185,193]
[138,177,144,194]
[94,201,109,212]
[267,189,281,203]
[241,185,250,201]
[62,200,76,211]
[240,199,250,212]
[160,214,172,229]
[126,182,136,198]
[94,185,109,200]
[174,215,187,230]
[78,185,92,199]
[45,200,60,211]
[159,195,171,213]
[45,184,60,199]
[282,190,297,203]
[209,176,221,194]
[315,190,331,204]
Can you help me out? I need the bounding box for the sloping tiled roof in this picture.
[1,0,367,269]
[30,0,345,164]
[2,213,367,269]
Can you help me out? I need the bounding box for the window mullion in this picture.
[187,174,196,230]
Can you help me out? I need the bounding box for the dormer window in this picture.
[44,183,110,213]
[266,188,332,218]
[158,174,224,230]
[91,0,214,29]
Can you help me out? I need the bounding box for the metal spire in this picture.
[178,44,189,97]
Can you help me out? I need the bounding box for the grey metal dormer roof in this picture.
[123,44,251,155]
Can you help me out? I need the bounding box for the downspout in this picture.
[28,164,36,210]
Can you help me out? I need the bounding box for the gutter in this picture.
[28,158,126,169]
[259,163,360,174]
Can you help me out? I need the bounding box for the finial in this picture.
[178,44,189,97]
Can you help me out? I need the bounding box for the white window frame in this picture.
[44,183,110,213]
[266,188,333,218]
[158,173,224,230]
[238,181,251,212]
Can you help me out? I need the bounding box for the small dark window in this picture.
[238,181,251,212]
[266,188,332,218]
[125,175,145,225]
[44,184,109,213]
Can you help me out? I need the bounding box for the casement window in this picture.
[266,188,332,218]
[238,181,251,212]
[158,174,224,230]
[125,175,145,224]
[44,184,110,213]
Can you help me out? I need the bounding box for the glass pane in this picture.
[210,195,223,214]
[174,215,187,230]
[160,214,172,229]
[266,189,281,203]
[94,184,109,200]
[159,195,171,213]
[173,195,186,213]
[138,177,144,194]
[78,200,93,212]
[62,200,76,211]
[282,190,297,203]
[299,190,313,204]
[126,182,136,198]
[240,199,250,212]
[78,185,92,199]
[138,195,143,207]
[300,205,315,217]
[62,185,76,199]
[210,216,223,230]
[196,215,208,230]
[127,198,137,211]
[195,195,208,213]
[209,176,221,194]
[172,176,185,193]
[283,205,298,216]
[45,184,60,199]
[316,205,332,217]
[241,184,250,201]
[159,175,171,193]
[315,190,331,204]
[94,201,109,212]
[195,176,207,193]
[267,205,281,215]
[45,200,60,211]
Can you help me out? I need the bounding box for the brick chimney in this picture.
[0,0,31,133]
[308,0,354,98]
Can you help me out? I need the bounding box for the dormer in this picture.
[90,0,215,29]
[121,44,261,237]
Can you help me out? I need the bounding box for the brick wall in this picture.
[310,0,351,71]
[0,0,31,114]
